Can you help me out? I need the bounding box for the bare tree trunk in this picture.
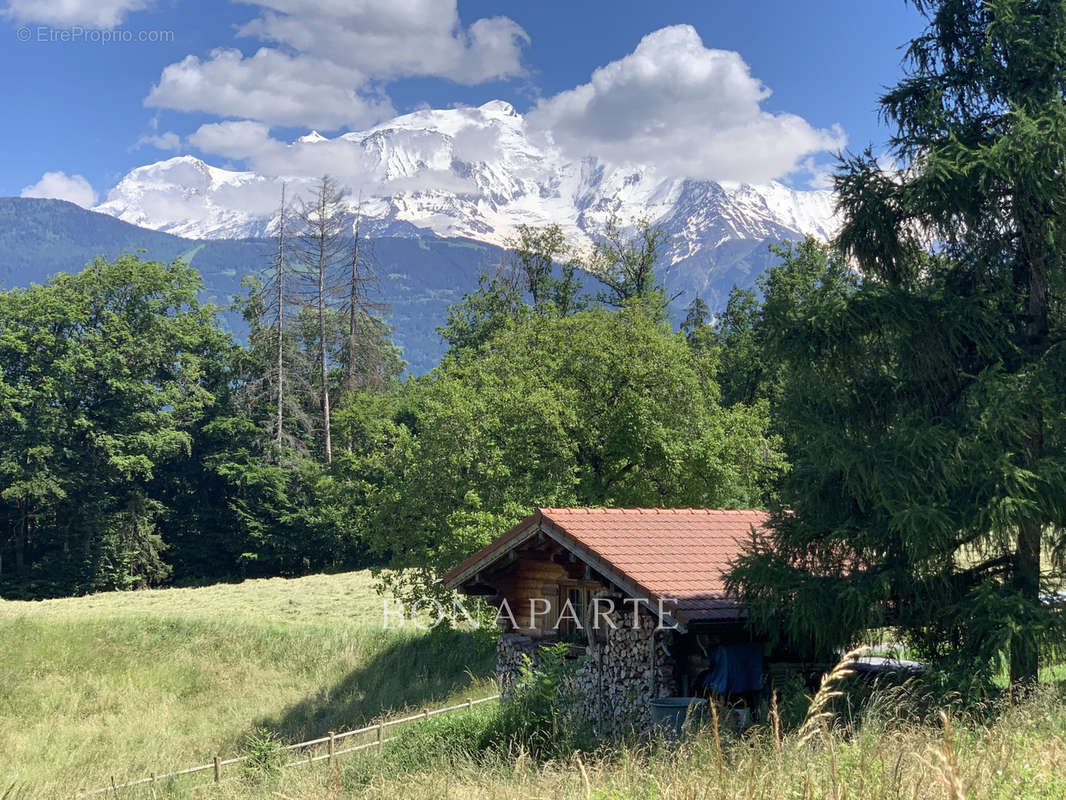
[319,244,333,464]
[274,184,287,448]
[348,211,361,396]
[295,175,345,464]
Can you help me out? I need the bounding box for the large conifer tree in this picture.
[729,0,1066,692]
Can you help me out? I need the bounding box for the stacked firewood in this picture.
[571,609,677,732]
[496,632,540,696]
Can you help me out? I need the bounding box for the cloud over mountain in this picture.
[528,25,846,184]
[146,0,528,131]
[21,171,97,208]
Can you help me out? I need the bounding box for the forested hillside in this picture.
[0,197,512,373]
[0,204,782,601]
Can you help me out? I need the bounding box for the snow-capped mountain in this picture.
[96,100,839,306]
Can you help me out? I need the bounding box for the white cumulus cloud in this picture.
[137,131,183,151]
[527,25,845,185]
[20,171,98,208]
[146,0,528,131]
[147,48,393,130]
[188,120,375,184]
[238,0,528,84]
[4,0,149,27]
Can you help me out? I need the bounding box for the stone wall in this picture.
[495,607,678,733]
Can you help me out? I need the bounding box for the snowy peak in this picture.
[95,102,840,279]
[96,156,281,239]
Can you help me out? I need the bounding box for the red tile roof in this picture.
[442,507,769,624]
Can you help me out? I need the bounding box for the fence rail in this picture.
[76,694,500,798]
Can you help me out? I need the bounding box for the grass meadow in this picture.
[0,572,496,798]
[3,572,1066,799]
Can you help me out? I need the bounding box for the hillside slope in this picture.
[0,198,510,372]
[0,571,495,798]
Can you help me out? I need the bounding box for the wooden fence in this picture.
[76,694,500,798]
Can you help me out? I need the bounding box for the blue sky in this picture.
[1,0,926,206]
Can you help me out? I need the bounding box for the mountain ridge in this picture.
[94,100,840,299]
[0,197,508,373]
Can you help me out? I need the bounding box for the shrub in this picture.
[485,642,596,759]
[241,727,287,782]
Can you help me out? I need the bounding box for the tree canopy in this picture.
[367,305,783,600]
[728,0,1066,693]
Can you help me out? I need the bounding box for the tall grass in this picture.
[167,682,1066,800]
[0,572,495,798]
[6,575,1066,799]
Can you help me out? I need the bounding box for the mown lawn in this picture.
[0,572,496,798]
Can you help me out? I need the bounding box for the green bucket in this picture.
[649,696,708,737]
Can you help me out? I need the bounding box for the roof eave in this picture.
[440,512,541,589]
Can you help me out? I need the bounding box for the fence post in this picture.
[328,731,336,766]
[423,707,430,721]
[377,721,384,748]
[467,697,473,710]
[214,756,221,783]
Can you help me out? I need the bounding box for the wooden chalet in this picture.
[442,507,775,729]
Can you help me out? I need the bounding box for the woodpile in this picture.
[573,608,678,732]
[496,633,540,696]
[496,609,678,733]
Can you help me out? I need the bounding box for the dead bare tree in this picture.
[294,175,347,464]
[345,200,389,395]
[272,185,288,447]
[241,184,314,455]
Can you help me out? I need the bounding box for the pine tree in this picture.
[344,202,389,396]
[240,186,312,455]
[273,185,288,448]
[729,0,1066,693]
[681,294,710,337]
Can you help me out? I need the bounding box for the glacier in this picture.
[95,100,840,308]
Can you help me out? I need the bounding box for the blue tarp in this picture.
[702,643,764,694]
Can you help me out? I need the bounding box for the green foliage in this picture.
[347,642,593,789]
[714,238,858,411]
[0,254,231,594]
[369,304,783,599]
[680,293,713,352]
[487,642,595,758]
[729,0,1066,692]
[438,223,588,358]
[511,223,585,318]
[0,223,777,606]
[0,251,401,596]
[241,727,287,782]
[587,217,671,311]
[438,272,529,356]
